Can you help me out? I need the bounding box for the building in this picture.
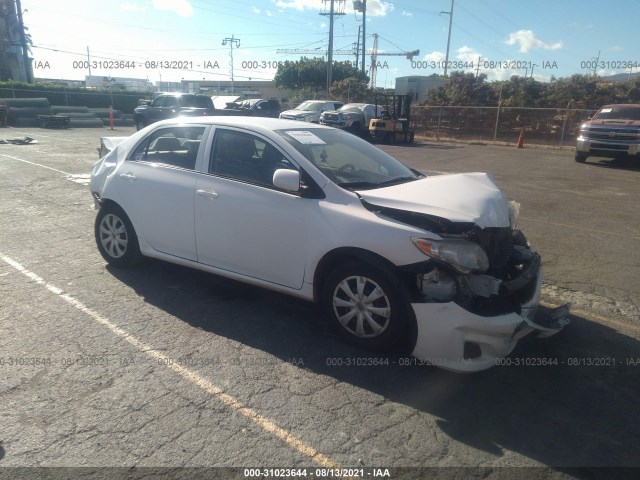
[395,76,445,104]
[86,75,153,92]
[180,79,295,100]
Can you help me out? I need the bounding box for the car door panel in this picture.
[194,128,309,289]
[116,163,198,261]
[195,177,308,289]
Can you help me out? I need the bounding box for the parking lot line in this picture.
[8,130,89,144]
[0,153,71,175]
[0,253,341,469]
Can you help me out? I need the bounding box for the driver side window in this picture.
[210,129,296,187]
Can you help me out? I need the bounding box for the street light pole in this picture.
[222,35,240,94]
[441,0,454,77]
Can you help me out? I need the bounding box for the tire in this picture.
[321,261,410,352]
[95,204,142,267]
[575,153,587,163]
[384,132,395,144]
[135,119,146,131]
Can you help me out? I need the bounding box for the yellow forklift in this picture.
[369,94,415,144]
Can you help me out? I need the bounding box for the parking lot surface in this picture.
[1,127,639,477]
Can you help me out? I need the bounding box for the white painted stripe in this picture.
[0,253,340,468]
[0,153,70,175]
[8,130,88,144]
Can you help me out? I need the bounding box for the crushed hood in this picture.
[357,172,510,229]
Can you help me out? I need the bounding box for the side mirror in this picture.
[272,169,300,192]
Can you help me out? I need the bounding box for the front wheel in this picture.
[95,204,142,267]
[321,262,410,352]
[575,153,587,163]
[135,119,145,131]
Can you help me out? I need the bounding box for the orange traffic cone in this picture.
[516,126,524,148]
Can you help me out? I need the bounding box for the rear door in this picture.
[113,125,208,261]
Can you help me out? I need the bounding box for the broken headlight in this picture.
[411,237,489,274]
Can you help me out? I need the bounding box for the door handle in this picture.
[196,189,219,199]
[119,172,137,181]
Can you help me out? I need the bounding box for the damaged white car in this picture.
[90,117,569,372]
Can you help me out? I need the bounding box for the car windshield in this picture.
[180,95,212,108]
[276,128,420,190]
[593,107,640,120]
[294,101,324,112]
[340,105,365,113]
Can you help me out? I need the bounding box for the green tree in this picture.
[493,76,547,107]
[274,57,368,92]
[425,71,496,106]
[329,77,375,103]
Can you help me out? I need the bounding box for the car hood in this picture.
[585,119,640,127]
[356,172,510,229]
[281,109,316,116]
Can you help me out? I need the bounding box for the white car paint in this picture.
[358,172,511,229]
[91,117,568,372]
[279,100,343,123]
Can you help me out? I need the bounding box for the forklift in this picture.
[369,94,415,144]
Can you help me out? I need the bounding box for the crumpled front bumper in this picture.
[410,268,570,372]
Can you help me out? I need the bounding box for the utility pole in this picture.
[222,35,240,94]
[87,46,92,77]
[320,0,345,94]
[355,25,361,71]
[592,50,601,76]
[441,0,454,77]
[353,0,366,77]
[15,0,32,82]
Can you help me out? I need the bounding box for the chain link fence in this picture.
[412,105,596,146]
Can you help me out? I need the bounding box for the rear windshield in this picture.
[593,106,640,120]
[180,95,213,108]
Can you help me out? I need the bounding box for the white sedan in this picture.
[90,117,569,372]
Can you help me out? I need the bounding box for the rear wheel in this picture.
[321,262,410,352]
[95,204,142,267]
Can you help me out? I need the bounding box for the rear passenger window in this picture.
[130,126,205,170]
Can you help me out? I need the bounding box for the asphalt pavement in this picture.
[0,127,638,479]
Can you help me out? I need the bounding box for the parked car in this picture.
[279,100,343,123]
[576,104,640,163]
[91,117,568,372]
[228,98,282,118]
[134,93,240,130]
[320,103,383,135]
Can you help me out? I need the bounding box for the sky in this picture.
[21,0,640,88]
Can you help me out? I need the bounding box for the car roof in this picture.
[599,104,640,109]
[150,116,336,132]
[159,93,207,97]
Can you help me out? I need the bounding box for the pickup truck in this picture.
[576,104,640,162]
[228,98,282,118]
[320,103,383,135]
[134,93,239,130]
